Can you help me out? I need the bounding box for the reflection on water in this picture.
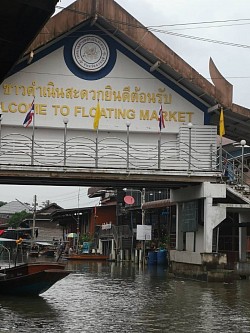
[1,260,250,332]
[0,296,61,332]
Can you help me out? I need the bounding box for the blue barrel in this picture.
[157,249,168,265]
[148,251,157,265]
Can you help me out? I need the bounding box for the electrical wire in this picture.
[52,5,250,51]
[19,68,250,81]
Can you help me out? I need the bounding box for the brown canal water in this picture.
[1,260,250,333]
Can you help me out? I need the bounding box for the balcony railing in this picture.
[0,132,218,173]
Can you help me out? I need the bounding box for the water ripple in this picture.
[1,262,250,332]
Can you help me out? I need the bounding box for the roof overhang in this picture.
[3,0,250,143]
[0,0,58,84]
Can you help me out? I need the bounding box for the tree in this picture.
[0,201,7,207]
[8,210,32,228]
[40,200,51,209]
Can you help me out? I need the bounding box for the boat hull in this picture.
[0,262,70,296]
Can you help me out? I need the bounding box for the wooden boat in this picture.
[0,262,70,296]
[40,248,56,257]
[28,242,56,258]
[64,253,109,261]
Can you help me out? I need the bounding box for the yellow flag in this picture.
[219,107,225,137]
[93,101,101,130]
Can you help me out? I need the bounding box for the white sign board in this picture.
[0,45,203,132]
[101,223,112,230]
[136,225,152,241]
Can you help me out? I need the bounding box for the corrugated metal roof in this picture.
[0,200,32,215]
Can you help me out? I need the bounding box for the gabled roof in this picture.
[26,0,218,109]
[0,0,58,83]
[0,200,32,215]
[37,203,62,215]
[7,0,250,143]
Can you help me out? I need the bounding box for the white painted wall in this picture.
[186,232,195,251]
[0,48,204,132]
[171,182,227,254]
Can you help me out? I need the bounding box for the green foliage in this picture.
[81,233,92,242]
[8,210,32,228]
[0,201,7,207]
[40,200,51,209]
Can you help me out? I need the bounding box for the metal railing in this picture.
[220,147,250,192]
[0,132,218,173]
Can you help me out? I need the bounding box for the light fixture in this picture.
[241,139,246,146]
[207,104,220,113]
[150,61,161,72]
[27,51,34,64]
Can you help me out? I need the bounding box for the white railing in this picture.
[0,132,218,173]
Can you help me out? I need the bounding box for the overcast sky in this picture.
[2,0,250,209]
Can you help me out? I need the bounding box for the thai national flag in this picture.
[23,99,35,127]
[158,105,165,131]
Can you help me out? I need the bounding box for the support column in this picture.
[171,182,226,255]
[111,239,116,261]
[176,203,184,250]
[204,197,213,253]
[204,197,226,253]
[98,239,102,254]
[239,213,249,261]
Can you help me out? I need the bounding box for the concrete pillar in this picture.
[203,197,226,253]
[125,249,130,261]
[131,248,135,262]
[139,249,143,263]
[134,249,139,264]
[98,239,102,254]
[110,239,116,261]
[120,249,124,261]
[239,212,249,261]
[176,203,184,250]
[204,197,213,253]
[239,226,247,261]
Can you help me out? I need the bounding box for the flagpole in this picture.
[219,136,223,171]
[31,98,35,165]
[158,131,161,169]
[93,100,101,168]
[219,107,225,172]
[158,105,164,169]
[95,127,99,168]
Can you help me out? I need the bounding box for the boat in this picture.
[0,262,71,296]
[64,253,109,261]
[31,241,57,258]
[0,238,71,296]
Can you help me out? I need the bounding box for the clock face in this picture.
[72,34,110,72]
